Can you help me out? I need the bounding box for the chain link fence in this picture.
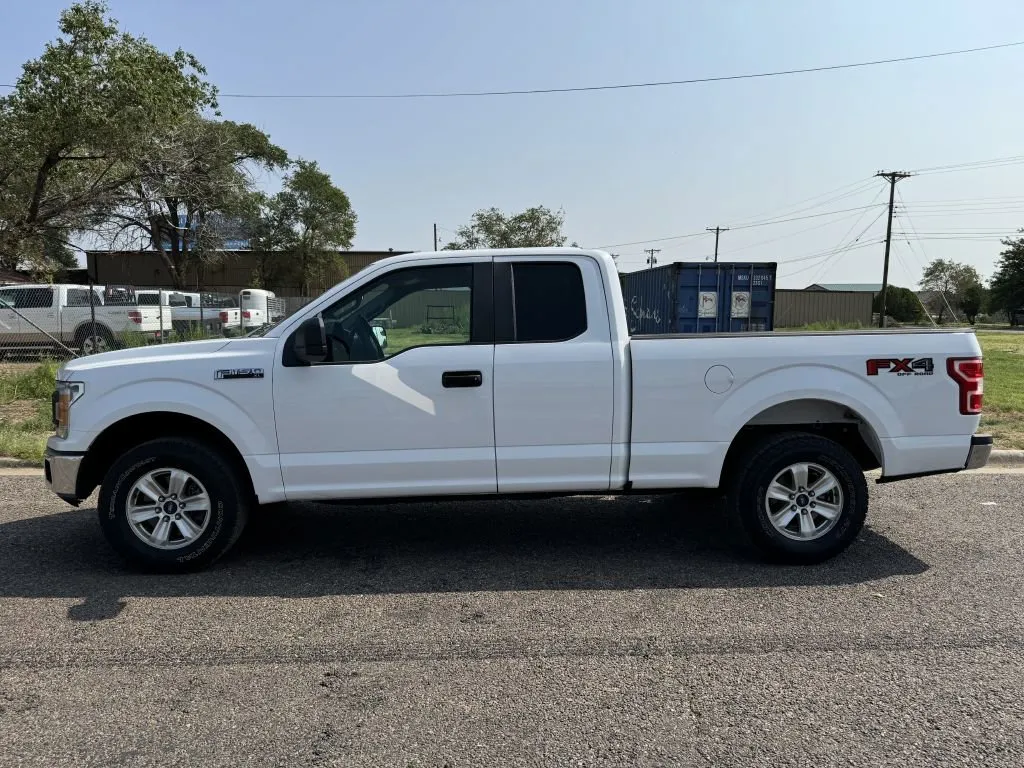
[0,280,315,363]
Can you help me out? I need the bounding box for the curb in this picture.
[0,457,40,468]
[988,450,1024,466]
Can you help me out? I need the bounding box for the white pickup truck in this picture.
[43,248,991,571]
[0,284,171,355]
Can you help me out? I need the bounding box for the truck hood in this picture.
[59,339,233,378]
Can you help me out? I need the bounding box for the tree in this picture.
[0,2,217,270]
[990,237,1024,324]
[959,283,986,324]
[872,285,923,324]
[242,160,356,295]
[919,258,982,323]
[443,205,575,250]
[100,116,288,288]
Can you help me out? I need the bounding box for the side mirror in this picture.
[372,324,388,350]
[294,315,327,364]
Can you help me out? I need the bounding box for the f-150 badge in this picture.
[215,368,264,380]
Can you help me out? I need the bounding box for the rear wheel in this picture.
[727,432,868,564]
[75,324,116,355]
[98,438,249,572]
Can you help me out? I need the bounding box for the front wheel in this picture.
[98,438,249,572]
[727,432,868,564]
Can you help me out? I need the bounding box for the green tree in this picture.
[959,283,985,324]
[872,285,923,323]
[0,1,217,270]
[990,237,1024,324]
[101,116,287,288]
[245,160,356,295]
[443,205,576,250]
[919,258,982,323]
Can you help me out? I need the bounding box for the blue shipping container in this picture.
[620,262,777,334]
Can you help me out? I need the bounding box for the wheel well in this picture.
[72,322,112,340]
[720,399,883,485]
[77,412,255,501]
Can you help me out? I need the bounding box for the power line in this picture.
[5,40,1010,100]
[911,154,1024,175]
[723,178,879,227]
[714,208,877,258]
[644,248,661,269]
[595,204,886,249]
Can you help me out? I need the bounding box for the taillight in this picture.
[219,311,229,322]
[128,310,142,324]
[947,357,984,415]
[242,310,251,319]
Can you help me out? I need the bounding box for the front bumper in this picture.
[44,448,85,506]
[964,434,993,470]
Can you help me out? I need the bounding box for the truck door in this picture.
[273,258,497,499]
[15,286,57,346]
[491,256,615,492]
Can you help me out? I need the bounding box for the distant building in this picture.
[84,249,412,296]
[0,269,31,285]
[804,282,884,294]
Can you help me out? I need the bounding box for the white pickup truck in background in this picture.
[137,288,285,337]
[44,248,991,572]
[0,283,171,355]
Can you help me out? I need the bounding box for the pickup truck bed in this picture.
[43,248,990,572]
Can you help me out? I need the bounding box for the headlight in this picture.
[53,381,85,439]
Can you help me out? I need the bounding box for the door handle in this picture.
[442,370,483,388]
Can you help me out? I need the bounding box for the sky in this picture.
[3,0,1024,288]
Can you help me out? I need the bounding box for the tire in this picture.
[74,324,116,355]
[97,438,250,572]
[726,432,868,564]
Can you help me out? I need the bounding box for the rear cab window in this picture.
[506,262,588,343]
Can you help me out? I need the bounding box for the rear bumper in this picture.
[877,434,992,483]
[964,434,993,470]
[44,448,85,506]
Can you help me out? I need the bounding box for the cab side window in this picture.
[319,264,475,364]
[15,288,54,309]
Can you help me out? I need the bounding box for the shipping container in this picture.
[619,262,777,335]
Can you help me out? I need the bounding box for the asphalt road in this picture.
[0,471,1022,767]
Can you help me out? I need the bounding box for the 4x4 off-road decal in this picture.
[865,358,934,376]
[215,368,264,380]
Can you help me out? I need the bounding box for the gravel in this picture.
[0,472,1022,767]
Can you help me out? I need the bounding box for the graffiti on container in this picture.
[629,295,662,325]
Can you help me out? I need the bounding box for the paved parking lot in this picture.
[0,470,1022,767]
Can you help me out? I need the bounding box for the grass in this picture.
[977,332,1024,450]
[0,362,59,462]
[386,327,469,355]
[0,329,1018,461]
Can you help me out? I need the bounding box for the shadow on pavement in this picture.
[0,493,928,618]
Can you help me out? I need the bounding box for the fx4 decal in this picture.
[866,358,934,377]
[215,368,264,380]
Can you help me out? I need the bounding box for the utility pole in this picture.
[706,226,729,262]
[433,223,438,251]
[644,248,661,269]
[875,171,912,328]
